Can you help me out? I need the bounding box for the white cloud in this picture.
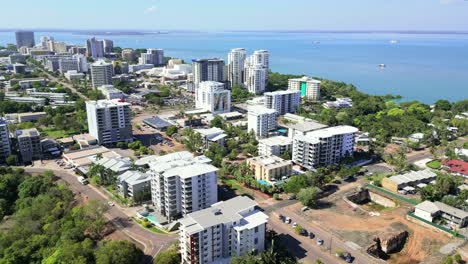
[146,6,158,13]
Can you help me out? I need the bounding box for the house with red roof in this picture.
[441,159,468,178]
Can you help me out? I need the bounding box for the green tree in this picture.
[166,125,178,137]
[435,100,452,111]
[95,240,144,264]
[5,154,18,165]
[283,174,310,194]
[297,187,321,208]
[294,225,303,234]
[154,248,180,264]
[210,115,225,128]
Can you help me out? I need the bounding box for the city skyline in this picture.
[2,0,468,31]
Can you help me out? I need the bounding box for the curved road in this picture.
[25,168,177,264]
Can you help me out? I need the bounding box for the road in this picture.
[261,199,385,264]
[24,167,177,264]
[40,69,88,100]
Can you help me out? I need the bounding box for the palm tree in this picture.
[95,153,103,160]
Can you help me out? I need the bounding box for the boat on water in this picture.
[389,40,399,44]
[379,64,386,68]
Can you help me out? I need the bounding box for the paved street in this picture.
[38,68,88,100]
[24,167,177,264]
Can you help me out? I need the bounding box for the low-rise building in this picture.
[15,128,42,164]
[258,136,292,157]
[62,146,120,168]
[64,70,85,81]
[97,85,126,100]
[381,169,437,193]
[179,196,268,264]
[194,127,227,150]
[441,160,468,177]
[414,201,468,228]
[16,112,47,123]
[323,98,353,109]
[118,170,151,199]
[91,156,131,174]
[5,96,46,105]
[248,155,292,185]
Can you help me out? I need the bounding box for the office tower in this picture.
[149,151,219,222]
[90,60,113,88]
[179,196,268,264]
[288,76,321,101]
[192,59,225,86]
[15,128,42,164]
[58,58,80,74]
[103,39,114,53]
[0,118,12,161]
[85,99,133,145]
[121,49,135,61]
[247,105,277,138]
[15,31,35,48]
[245,64,268,94]
[292,125,358,170]
[40,36,54,48]
[264,90,301,115]
[139,48,164,66]
[195,81,231,114]
[86,37,104,58]
[228,48,246,87]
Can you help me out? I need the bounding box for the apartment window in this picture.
[254,238,258,244]
[255,226,259,233]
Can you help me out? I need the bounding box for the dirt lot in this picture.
[290,193,456,264]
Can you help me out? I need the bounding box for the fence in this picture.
[366,184,418,205]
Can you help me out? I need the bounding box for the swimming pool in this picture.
[146,215,159,224]
[257,180,272,186]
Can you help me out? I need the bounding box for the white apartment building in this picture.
[227,48,246,87]
[179,196,268,264]
[288,76,321,101]
[264,90,301,115]
[247,105,277,138]
[91,60,113,88]
[292,125,358,170]
[97,85,126,99]
[194,127,227,150]
[86,99,133,145]
[0,118,12,161]
[195,81,231,114]
[64,70,85,81]
[249,50,269,68]
[139,48,164,66]
[58,58,79,74]
[245,64,268,94]
[149,151,218,222]
[258,136,293,157]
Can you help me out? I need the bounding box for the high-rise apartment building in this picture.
[192,59,225,86]
[86,37,104,58]
[249,50,269,68]
[139,49,164,66]
[40,36,54,48]
[90,60,113,88]
[15,31,35,48]
[103,39,114,53]
[292,125,358,170]
[258,136,293,157]
[245,64,268,94]
[149,151,218,222]
[86,99,133,145]
[247,105,277,138]
[15,128,42,164]
[227,48,246,87]
[0,118,12,161]
[179,196,268,264]
[264,90,301,115]
[195,81,231,114]
[288,76,321,101]
[121,49,135,61]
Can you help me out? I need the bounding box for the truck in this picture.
[78,176,89,185]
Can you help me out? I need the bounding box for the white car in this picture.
[107,202,115,207]
[292,222,298,228]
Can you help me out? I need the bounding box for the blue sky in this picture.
[3,0,468,31]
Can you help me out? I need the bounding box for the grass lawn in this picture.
[426,160,442,169]
[131,217,169,234]
[41,127,78,138]
[224,179,245,190]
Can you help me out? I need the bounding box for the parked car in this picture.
[285,217,291,224]
[317,239,324,245]
[107,202,115,207]
[292,222,298,228]
[309,232,315,239]
[299,228,307,236]
[344,253,353,263]
[288,195,296,200]
[301,206,309,212]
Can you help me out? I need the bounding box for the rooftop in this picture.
[259,136,293,147]
[16,128,40,138]
[148,151,217,179]
[92,156,131,173]
[289,76,321,84]
[264,90,301,96]
[388,169,437,185]
[248,105,277,115]
[249,155,292,168]
[441,160,468,175]
[143,116,173,129]
[118,170,150,186]
[305,125,359,138]
[86,99,130,108]
[180,196,267,234]
[194,127,225,137]
[417,201,468,219]
[284,120,328,132]
[17,112,46,117]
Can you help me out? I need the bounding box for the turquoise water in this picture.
[1,31,467,103]
[257,179,272,186]
[146,215,159,224]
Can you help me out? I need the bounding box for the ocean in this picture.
[1,31,467,104]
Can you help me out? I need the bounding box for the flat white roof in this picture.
[86,99,130,108]
[248,105,276,115]
[259,136,292,146]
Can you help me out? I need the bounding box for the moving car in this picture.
[317,239,324,245]
[107,201,115,207]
